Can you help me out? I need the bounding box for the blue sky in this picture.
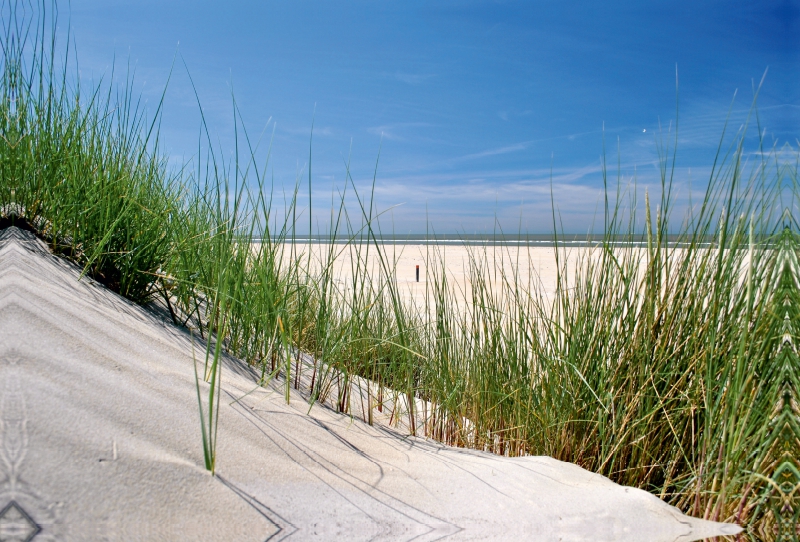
[65,0,798,233]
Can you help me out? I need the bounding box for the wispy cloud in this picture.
[367,122,435,141]
[497,109,534,122]
[391,72,436,85]
[300,158,723,233]
[460,143,528,160]
[362,162,605,203]
[444,130,601,165]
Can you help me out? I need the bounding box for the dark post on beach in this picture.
[416,265,419,282]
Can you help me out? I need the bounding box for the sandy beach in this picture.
[273,241,661,312]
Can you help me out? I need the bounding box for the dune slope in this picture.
[0,226,742,541]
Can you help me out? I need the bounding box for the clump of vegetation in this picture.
[0,2,177,303]
[1,2,796,537]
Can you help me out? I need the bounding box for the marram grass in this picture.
[1,3,798,539]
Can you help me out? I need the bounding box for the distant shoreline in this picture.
[262,234,719,248]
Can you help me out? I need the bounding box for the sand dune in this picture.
[0,227,741,541]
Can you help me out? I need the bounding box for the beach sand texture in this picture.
[0,227,742,540]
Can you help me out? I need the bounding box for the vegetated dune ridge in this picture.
[0,225,743,540]
[252,239,732,444]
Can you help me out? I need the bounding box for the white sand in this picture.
[0,227,741,540]
[275,241,656,311]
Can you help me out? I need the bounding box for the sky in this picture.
[57,0,800,234]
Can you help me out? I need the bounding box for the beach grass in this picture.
[1,3,797,538]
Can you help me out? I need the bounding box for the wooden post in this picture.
[416,264,419,282]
